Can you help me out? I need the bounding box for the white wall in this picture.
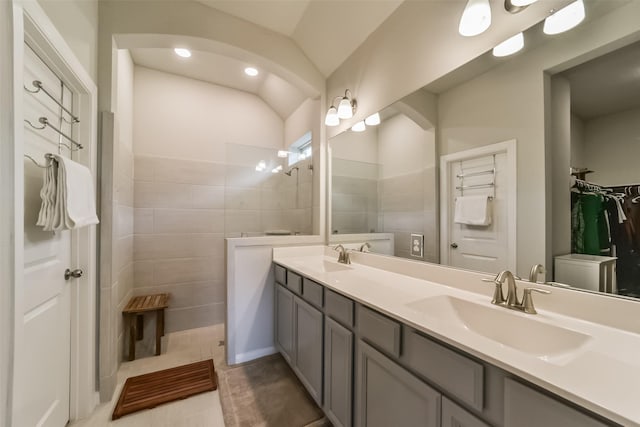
[37,0,98,81]
[570,113,586,168]
[331,127,379,164]
[326,0,571,137]
[584,107,640,186]
[133,67,284,162]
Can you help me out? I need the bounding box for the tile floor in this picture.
[70,324,226,427]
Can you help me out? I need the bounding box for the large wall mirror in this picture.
[329,0,640,304]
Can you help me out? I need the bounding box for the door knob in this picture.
[65,268,83,280]
[450,243,458,249]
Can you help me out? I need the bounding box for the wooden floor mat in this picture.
[112,359,217,420]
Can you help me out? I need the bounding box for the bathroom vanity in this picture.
[272,246,637,427]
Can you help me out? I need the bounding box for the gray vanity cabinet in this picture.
[503,379,609,427]
[356,340,441,427]
[275,283,295,364]
[442,398,490,427]
[324,317,354,427]
[293,296,324,406]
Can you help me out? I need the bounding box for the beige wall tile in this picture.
[134,233,224,260]
[133,261,154,287]
[134,181,193,208]
[191,185,224,209]
[225,187,261,210]
[152,257,221,286]
[224,210,261,233]
[113,235,133,277]
[134,156,155,181]
[134,208,154,234]
[154,208,224,233]
[154,158,225,186]
[116,204,134,238]
[165,303,225,333]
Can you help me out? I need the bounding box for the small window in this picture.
[288,131,312,166]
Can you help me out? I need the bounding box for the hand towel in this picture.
[36,154,99,231]
[454,195,492,226]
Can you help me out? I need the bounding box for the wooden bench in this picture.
[123,293,170,361]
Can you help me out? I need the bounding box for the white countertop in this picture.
[273,246,640,427]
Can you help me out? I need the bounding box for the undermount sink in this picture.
[303,259,353,273]
[406,295,592,362]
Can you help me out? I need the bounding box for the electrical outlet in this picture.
[410,234,424,258]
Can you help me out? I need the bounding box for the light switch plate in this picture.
[410,233,424,258]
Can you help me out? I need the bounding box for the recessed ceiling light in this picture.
[245,67,259,77]
[174,48,191,58]
[493,32,524,57]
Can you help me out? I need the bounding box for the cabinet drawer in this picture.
[302,278,324,308]
[403,328,484,411]
[287,271,302,294]
[504,379,609,427]
[357,305,401,358]
[325,289,354,328]
[274,264,286,285]
[442,397,490,427]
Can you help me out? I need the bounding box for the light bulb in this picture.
[174,48,191,58]
[244,67,259,76]
[365,112,381,126]
[492,32,524,57]
[511,0,538,6]
[277,150,289,158]
[458,0,492,37]
[351,121,366,132]
[337,97,354,119]
[543,0,585,35]
[325,106,340,126]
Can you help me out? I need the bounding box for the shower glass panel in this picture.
[225,143,313,237]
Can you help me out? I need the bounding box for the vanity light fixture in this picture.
[271,165,283,174]
[493,32,524,57]
[255,160,266,172]
[504,0,538,13]
[174,48,191,58]
[365,112,381,126]
[325,90,357,126]
[543,0,585,35]
[459,0,492,37]
[351,121,366,132]
[244,67,259,76]
[277,150,289,158]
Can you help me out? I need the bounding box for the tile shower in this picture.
[132,143,313,334]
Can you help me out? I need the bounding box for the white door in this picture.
[440,141,517,273]
[15,42,74,427]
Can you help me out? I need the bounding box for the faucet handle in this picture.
[521,287,551,314]
[482,277,505,305]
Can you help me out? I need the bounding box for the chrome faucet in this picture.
[529,264,545,283]
[484,270,550,314]
[359,242,371,252]
[334,244,351,264]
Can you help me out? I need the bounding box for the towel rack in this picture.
[24,80,80,123]
[24,116,83,150]
[457,155,496,198]
[24,153,55,168]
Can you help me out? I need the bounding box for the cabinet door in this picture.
[356,340,440,427]
[294,296,324,405]
[325,317,354,427]
[504,379,609,427]
[442,397,490,427]
[275,284,295,365]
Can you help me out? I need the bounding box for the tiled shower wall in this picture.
[133,156,227,332]
[132,154,313,333]
[331,158,379,235]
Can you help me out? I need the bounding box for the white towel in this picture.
[36,154,99,230]
[454,195,492,226]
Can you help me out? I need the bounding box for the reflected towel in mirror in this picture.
[454,195,492,226]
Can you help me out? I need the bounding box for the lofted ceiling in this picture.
[130,48,308,119]
[195,0,404,77]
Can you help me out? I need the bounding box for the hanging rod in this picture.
[24,153,54,168]
[24,80,80,123]
[24,117,83,150]
[456,183,495,191]
[456,168,495,179]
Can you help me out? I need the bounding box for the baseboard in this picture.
[231,346,277,365]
